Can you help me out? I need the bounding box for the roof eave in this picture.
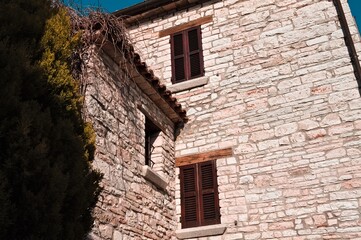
[114,0,218,25]
[95,37,188,125]
[114,0,175,17]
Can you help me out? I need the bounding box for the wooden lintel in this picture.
[175,148,233,167]
[158,15,213,38]
[137,104,168,133]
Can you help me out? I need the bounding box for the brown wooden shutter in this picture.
[180,164,199,228]
[171,33,186,83]
[180,160,219,228]
[199,160,220,226]
[171,26,204,83]
[187,27,204,79]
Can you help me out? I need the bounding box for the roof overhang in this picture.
[92,32,188,125]
[114,0,219,25]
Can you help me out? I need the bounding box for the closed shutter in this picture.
[180,164,199,228]
[171,26,204,83]
[171,33,186,83]
[199,160,220,225]
[187,28,203,78]
[180,160,220,228]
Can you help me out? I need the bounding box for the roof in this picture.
[98,37,188,125]
[131,52,189,124]
[80,11,188,125]
[114,0,217,25]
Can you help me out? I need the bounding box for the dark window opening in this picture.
[179,160,220,228]
[171,26,204,84]
[145,117,161,168]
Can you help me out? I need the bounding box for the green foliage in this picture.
[40,7,82,117]
[0,1,102,239]
[39,7,96,162]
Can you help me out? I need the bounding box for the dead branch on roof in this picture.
[66,7,135,95]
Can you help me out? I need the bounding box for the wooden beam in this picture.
[158,15,213,38]
[137,104,170,133]
[176,148,233,167]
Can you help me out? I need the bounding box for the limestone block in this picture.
[250,129,274,142]
[99,224,113,239]
[320,113,341,127]
[328,123,354,135]
[113,230,123,240]
[244,232,261,240]
[298,119,319,130]
[269,221,294,230]
[325,147,346,159]
[312,214,327,227]
[234,144,258,154]
[328,89,359,104]
[257,139,279,151]
[239,175,254,184]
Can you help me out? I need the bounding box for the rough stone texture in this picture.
[127,0,361,239]
[83,48,177,239]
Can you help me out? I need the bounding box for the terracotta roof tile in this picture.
[130,53,188,123]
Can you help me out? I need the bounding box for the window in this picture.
[141,114,167,191]
[145,117,161,168]
[179,160,220,228]
[171,26,204,84]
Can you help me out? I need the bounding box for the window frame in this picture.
[170,26,205,84]
[179,160,220,229]
[144,117,161,168]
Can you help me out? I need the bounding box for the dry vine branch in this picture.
[66,7,144,197]
[66,7,136,95]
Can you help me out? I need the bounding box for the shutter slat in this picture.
[171,33,185,83]
[183,167,196,192]
[188,29,199,52]
[203,193,216,220]
[185,196,197,222]
[174,57,185,82]
[199,161,220,226]
[181,160,219,228]
[188,27,203,78]
[201,163,213,189]
[173,34,184,56]
[172,26,204,82]
[190,53,201,77]
[180,164,199,228]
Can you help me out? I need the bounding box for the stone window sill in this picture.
[167,76,209,93]
[141,165,167,191]
[175,224,227,239]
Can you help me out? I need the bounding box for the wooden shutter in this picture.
[180,160,220,228]
[199,160,220,226]
[171,33,186,83]
[180,164,199,228]
[187,27,204,79]
[171,26,204,83]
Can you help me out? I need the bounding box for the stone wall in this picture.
[83,48,178,240]
[128,0,361,239]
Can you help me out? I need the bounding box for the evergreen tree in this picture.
[0,1,102,239]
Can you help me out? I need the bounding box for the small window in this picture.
[171,26,204,84]
[179,160,220,228]
[145,117,161,168]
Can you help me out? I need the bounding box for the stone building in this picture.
[82,38,188,239]
[87,0,361,239]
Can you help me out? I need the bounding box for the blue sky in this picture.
[66,0,361,32]
[64,0,143,13]
[349,0,361,32]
